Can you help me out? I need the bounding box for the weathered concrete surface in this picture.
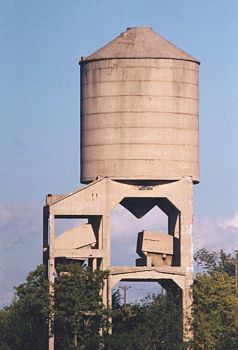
[80,27,199,183]
[136,231,174,266]
[55,224,96,250]
[44,27,199,349]
[44,177,194,348]
[83,26,198,62]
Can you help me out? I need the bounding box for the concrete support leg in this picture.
[43,206,49,270]
[107,277,113,334]
[48,215,55,350]
[182,274,193,344]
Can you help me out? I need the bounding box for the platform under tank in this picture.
[80,27,200,184]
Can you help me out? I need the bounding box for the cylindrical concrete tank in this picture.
[80,27,200,184]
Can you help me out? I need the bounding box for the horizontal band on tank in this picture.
[83,125,198,131]
[82,147,199,163]
[81,158,199,183]
[81,67,198,83]
[83,96,198,112]
[82,148,199,161]
[81,57,199,66]
[83,111,198,117]
[82,131,198,147]
[82,114,199,132]
[82,94,198,102]
[82,157,199,165]
[82,159,198,165]
[81,82,199,97]
[82,85,199,97]
[82,75,198,85]
[81,79,199,87]
[81,64,198,72]
[84,94,197,104]
[82,143,198,147]
[80,58,200,66]
[81,159,199,181]
[82,81,198,100]
[81,158,199,166]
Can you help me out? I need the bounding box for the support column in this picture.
[174,179,193,344]
[101,187,111,307]
[182,273,193,344]
[48,214,55,350]
[43,206,49,272]
[101,214,109,308]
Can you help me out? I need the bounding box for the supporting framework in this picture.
[43,177,194,349]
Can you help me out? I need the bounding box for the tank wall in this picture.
[80,58,199,183]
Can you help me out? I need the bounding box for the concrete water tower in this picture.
[43,27,199,349]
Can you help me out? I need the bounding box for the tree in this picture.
[194,248,237,277]
[53,263,109,350]
[0,265,49,350]
[0,264,109,350]
[192,271,238,350]
[0,309,11,350]
[1,249,237,349]
[106,290,184,350]
[192,248,238,350]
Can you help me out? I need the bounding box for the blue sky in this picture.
[0,0,237,305]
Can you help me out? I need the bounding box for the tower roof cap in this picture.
[80,27,199,64]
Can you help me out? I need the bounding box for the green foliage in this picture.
[192,271,238,350]
[106,291,184,350]
[54,263,109,350]
[0,248,237,349]
[194,248,237,277]
[192,249,238,349]
[0,264,109,350]
[0,265,49,350]
[0,310,11,350]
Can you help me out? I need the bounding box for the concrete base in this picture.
[43,177,194,349]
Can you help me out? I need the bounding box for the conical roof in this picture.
[81,27,199,63]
